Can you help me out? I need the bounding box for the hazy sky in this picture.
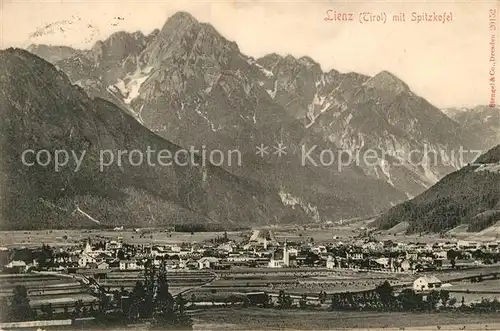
[1,0,499,108]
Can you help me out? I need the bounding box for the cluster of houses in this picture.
[1,232,499,277]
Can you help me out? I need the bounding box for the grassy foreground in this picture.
[191,308,500,330]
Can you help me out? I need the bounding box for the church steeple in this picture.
[283,239,289,267]
[84,240,92,253]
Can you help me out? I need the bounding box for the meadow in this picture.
[191,308,500,330]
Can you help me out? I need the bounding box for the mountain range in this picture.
[5,11,498,230]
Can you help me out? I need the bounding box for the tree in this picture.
[97,293,111,317]
[375,281,394,309]
[128,281,146,320]
[117,249,126,260]
[319,291,327,304]
[299,294,307,309]
[398,289,422,311]
[439,290,450,307]
[190,294,196,306]
[426,290,440,310]
[304,252,320,266]
[9,286,33,321]
[41,303,53,320]
[447,249,457,269]
[277,290,292,309]
[63,306,69,318]
[149,262,192,330]
[72,299,83,319]
[0,297,8,322]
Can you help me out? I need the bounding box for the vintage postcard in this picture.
[0,0,499,330]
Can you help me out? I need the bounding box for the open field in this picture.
[96,270,213,291]
[207,268,414,296]
[0,273,96,309]
[449,278,500,292]
[0,230,245,248]
[191,308,500,330]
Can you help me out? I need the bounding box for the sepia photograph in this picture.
[0,0,499,330]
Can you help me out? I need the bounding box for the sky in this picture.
[1,0,499,108]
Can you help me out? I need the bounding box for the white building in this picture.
[5,260,27,272]
[119,260,138,270]
[413,276,442,291]
[198,257,219,269]
[326,256,337,269]
[218,243,234,253]
[78,253,96,268]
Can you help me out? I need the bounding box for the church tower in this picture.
[283,240,289,266]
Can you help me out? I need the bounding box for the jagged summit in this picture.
[158,11,200,35]
[298,56,321,69]
[168,11,198,23]
[365,70,410,94]
[256,53,322,72]
[90,30,148,62]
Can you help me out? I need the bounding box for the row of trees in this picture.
[328,281,456,312]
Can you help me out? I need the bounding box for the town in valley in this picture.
[1,222,500,330]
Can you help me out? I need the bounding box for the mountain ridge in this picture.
[22,11,488,227]
[0,47,310,230]
[377,145,500,234]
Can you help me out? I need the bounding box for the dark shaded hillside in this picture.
[377,145,500,233]
[0,48,306,230]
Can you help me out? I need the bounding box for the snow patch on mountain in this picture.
[266,80,278,99]
[114,66,153,104]
[194,104,220,132]
[246,56,274,78]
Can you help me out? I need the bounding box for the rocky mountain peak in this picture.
[298,56,321,70]
[141,11,239,67]
[158,11,200,37]
[90,30,148,63]
[365,70,410,94]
